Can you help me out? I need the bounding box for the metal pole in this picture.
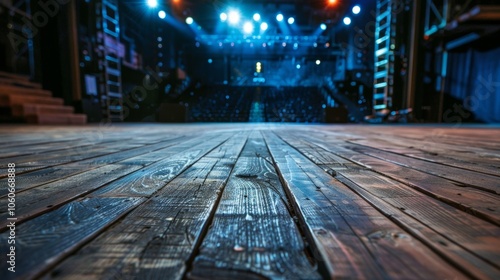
[68,0,82,101]
[406,0,422,110]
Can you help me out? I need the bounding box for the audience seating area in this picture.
[263,87,326,123]
[177,85,326,123]
[181,86,253,122]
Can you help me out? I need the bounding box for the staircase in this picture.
[0,71,87,125]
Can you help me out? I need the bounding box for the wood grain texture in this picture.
[44,133,249,280]
[0,124,498,279]
[0,135,188,196]
[0,163,144,230]
[281,135,500,226]
[93,133,232,197]
[348,138,500,176]
[189,134,321,280]
[264,131,464,279]
[0,197,143,280]
[276,130,500,279]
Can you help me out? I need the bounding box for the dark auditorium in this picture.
[0,0,499,279]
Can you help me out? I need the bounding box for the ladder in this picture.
[96,0,124,121]
[373,0,396,113]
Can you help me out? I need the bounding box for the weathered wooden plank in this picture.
[43,133,249,280]
[0,133,228,228]
[347,145,500,194]
[189,135,321,279]
[0,136,152,168]
[347,138,500,176]
[263,131,464,279]
[305,126,500,158]
[276,132,500,279]
[0,163,143,230]
[281,135,500,226]
[0,135,188,196]
[287,130,500,194]
[0,197,143,280]
[335,174,500,280]
[342,153,500,226]
[93,133,233,197]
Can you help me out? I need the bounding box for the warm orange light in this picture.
[327,0,337,6]
[173,0,180,4]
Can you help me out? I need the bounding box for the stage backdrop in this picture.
[446,46,500,123]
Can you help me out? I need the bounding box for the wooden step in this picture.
[0,84,51,97]
[26,113,87,125]
[11,104,74,117]
[0,94,64,106]
[0,71,31,81]
[0,77,43,89]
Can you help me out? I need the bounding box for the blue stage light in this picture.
[220,12,228,22]
[243,21,254,34]
[260,22,268,31]
[158,10,166,19]
[228,10,240,25]
[147,0,157,8]
[352,5,361,15]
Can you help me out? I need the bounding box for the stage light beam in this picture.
[228,10,240,25]
[276,13,284,22]
[253,13,261,21]
[320,23,327,30]
[158,10,166,19]
[220,12,228,22]
[288,17,295,24]
[243,21,254,34]
[186,17,194,25]
[352,5,361,15]
[147,0,157,8]
[260,22,268,31]
[327,0,337,6]
[343,17,351,25]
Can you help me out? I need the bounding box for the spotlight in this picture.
[146,0,157,8]
[260,22,268,31]
[243,21,254,34]
[288,17,295,24]
[253,13,261,21]
[186,17,194,25]
[276,13,284,22]
[320,23,327,30]
[316,60,321,65]
[228,10,240,25]
[296,64,301,69]
[327,0,337,5]
[352,5,361,15]
[158,10,166,19]
[343,17,351,25]
[220,12,228,22]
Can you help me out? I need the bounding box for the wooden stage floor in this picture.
[0,124,499,279]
